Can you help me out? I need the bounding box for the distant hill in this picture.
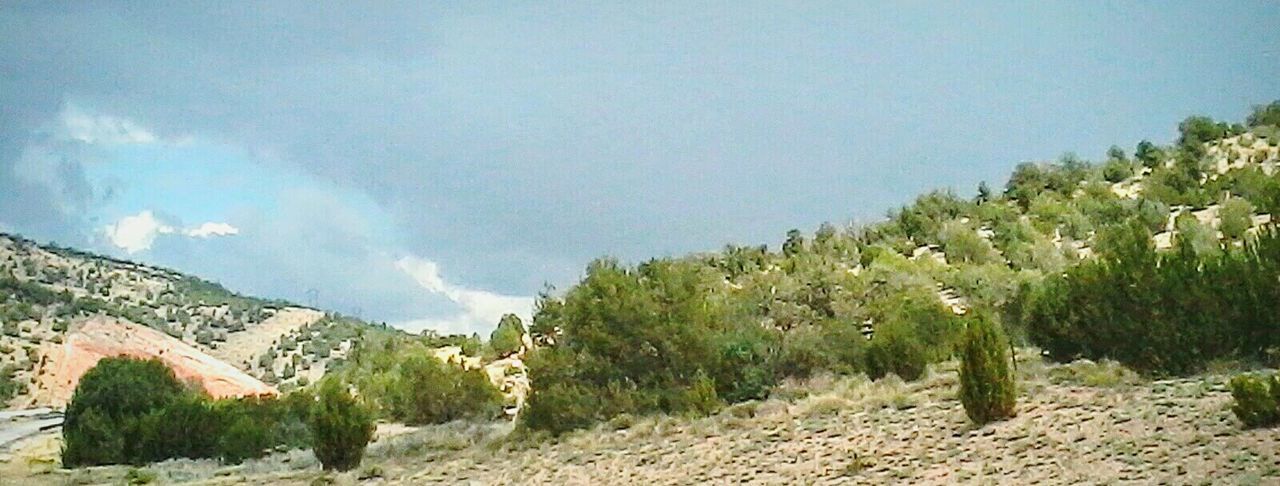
[0,233,395,408]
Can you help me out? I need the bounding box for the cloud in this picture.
[395,255,534,335]
[59,105,158,145]
[103,210,239,253]
[103,210,172,253]
[184,222,239,238]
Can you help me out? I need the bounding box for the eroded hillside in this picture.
[0,234,374,408]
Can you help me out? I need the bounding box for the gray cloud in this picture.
[2,2,1278,331]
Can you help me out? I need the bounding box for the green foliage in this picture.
[62,357,192,466]
[1229,373,1279,428]
[958,313,1016,424]
[520,258,729,434]
[1246,100,1280,128]
[937,220,998,264]
[61,357,311,467]
[0,365,21,404]
[336,330,503,424]
[1219,196,1254,239]
[308,378,375,472]
[389,354,503,425]
[489,313,525,358]
[863,321,927,382]
[1016,222,1280,375]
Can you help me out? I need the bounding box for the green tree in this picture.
[958,314,1016,425]
[1219,197,1254,240]
[308,378,374,472]
[62,357,195,466]
[1134,140,1163,168]
[1246,100,1280,128]
[489,313,526,358]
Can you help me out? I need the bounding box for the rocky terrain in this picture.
[5,354,1275,485]
[0,233,355,408]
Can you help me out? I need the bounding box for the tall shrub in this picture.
[958,314,1016,424]
[62,357,196,466]
[309,379,374,471]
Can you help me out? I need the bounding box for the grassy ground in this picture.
[6,352,1279,485]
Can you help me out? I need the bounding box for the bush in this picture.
[62,357,194,466]
[488,313,525,358]
[61,357,312,467]
[309,378,375,471]
[958,314,1016,424]
[390,354,503,425]
[1229,373,1279,428]
[864,321,927,382]
[1017,222,1280,375]
[0,365,20,404]
[1219,197,1254,240]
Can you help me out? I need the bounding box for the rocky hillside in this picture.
[0,234,378,408]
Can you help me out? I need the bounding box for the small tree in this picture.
[1219,197,1254,240]
[489,313,526,358]
[958,314,1016,425]
[308,378,374,471]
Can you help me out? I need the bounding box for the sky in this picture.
[1,2,1278,335]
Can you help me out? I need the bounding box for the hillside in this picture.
[7,355,1276,484]
[0,234,385,408]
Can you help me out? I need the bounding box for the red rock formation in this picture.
[33,317,276,407]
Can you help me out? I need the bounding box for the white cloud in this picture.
[103,210,173,253]
[103,210,240,253]
[184,222,240,238]
[60,105,158,145]
[395,255,534,335]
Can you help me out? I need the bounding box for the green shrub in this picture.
[389,354,502,425]
[958,314,1016,424]
[61,357,311,467]
[864,322,927,382]
[488,313,525,358]
[0,365,20,404]
[308,378,374,472]
[1219,197,1254,240]
[1019,222,1280,375]
[1229,373,1279,428]
[62,357,194,466]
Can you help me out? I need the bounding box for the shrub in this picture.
[958,314,1016,424]
[1219,197,1254,240]
[61,357,312,467]
[864,321,927,382]
[309,378,374,471]
[0,365,20,404]
[1019,222,1280,375]
[1230,374,1279,428]
[489,313,526,358]
[390,354,503,425]
[62,357,194,466]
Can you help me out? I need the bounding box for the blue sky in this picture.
[1,2,1278,334]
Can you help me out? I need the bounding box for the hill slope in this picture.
[0,233,385,408]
